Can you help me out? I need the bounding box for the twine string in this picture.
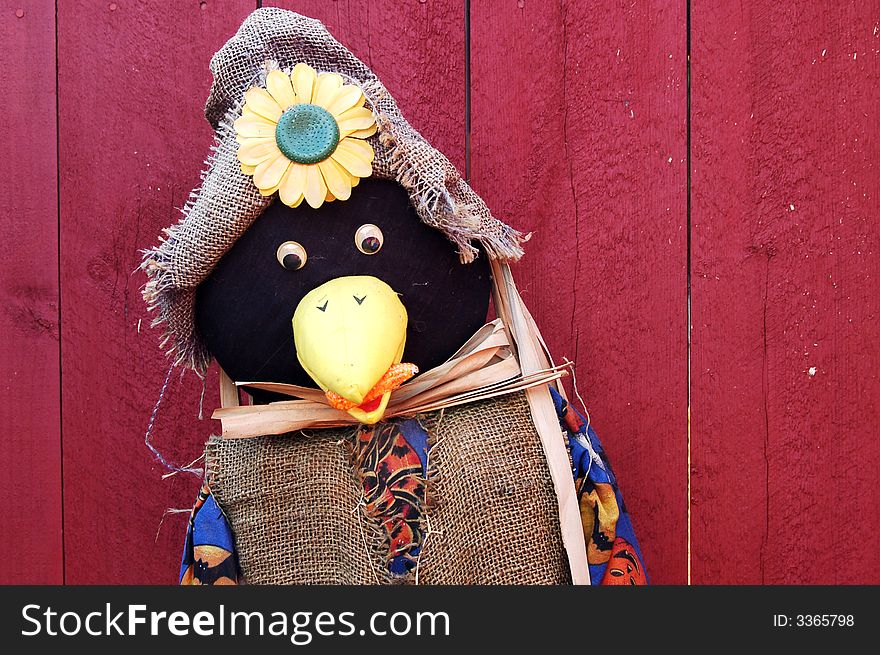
[144,363,204,478]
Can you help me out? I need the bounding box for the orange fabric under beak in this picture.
[325,362,418,413]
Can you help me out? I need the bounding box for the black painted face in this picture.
[195,178,492,403]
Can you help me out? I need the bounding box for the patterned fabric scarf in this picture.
[350,419,430,576]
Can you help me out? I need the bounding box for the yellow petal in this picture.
[336,106,374,123]
[304,164,327,208]
[235,116,277,139]
[241,163,256,175]
[326,85,364,117]
[350,175,360,188]
[235,132,274,148]
[339,136,374,160]
[253,154,291,191]
[330,151,371,179]
[236,133,274,151]
[331,138,374,178]
[292,63,317,104]
[238,139,281,166]
[337,118,376,139]
[279,163,307,207]
[336,107,376,138]
[266,69,297,110]
[313,73,343,109]
[241,105,261,120]
[325,190,336,202]
[244,87,283,122]
[346,125,378,140]
[318,158,353,201]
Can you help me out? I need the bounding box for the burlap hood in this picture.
[141,7,524,373]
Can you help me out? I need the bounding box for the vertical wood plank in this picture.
[691,1,880,583]
[470,0,688,583]
[0,0,62,584]
[58,0,257,584]
[265,0,466,172]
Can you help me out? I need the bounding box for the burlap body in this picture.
[206,393,571,585]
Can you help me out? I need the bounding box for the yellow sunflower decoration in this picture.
[234,63,377,209]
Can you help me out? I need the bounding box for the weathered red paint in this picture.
[56,0,256,584]
[0,0,63,584]
[691,0,880,583]
[470,1,689,583]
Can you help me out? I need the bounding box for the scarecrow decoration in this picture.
[142,8,647,585]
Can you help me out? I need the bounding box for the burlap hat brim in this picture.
[141,7,524,373]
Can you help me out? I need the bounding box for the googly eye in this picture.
[355,224,383,255]
[276,241,307,270]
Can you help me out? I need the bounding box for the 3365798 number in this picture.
[795,615,854,627]
[773,614,855,627]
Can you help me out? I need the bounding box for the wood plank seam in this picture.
[686,0,692,587]
[54,0,66,585]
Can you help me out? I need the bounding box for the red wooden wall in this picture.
[691,1,880,583]
[0,0,876,584]
[0,0,62,584]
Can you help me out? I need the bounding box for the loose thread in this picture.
[563,357,591,431]
[414,514,442,586]
[198,374,207,420]
[144,363,203,479]
[564,358,604,476]
[154,507,191,544]
[352,492,381,586]
[162,453,205,480]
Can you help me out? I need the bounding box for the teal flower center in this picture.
[275,104,340,165]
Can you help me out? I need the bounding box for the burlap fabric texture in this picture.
[206,393,571,585]
[140,7,525,374]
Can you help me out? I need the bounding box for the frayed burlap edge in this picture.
[140,108,266,372]
[140,7,525,374]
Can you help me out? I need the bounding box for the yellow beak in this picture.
[292,276,408,424]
